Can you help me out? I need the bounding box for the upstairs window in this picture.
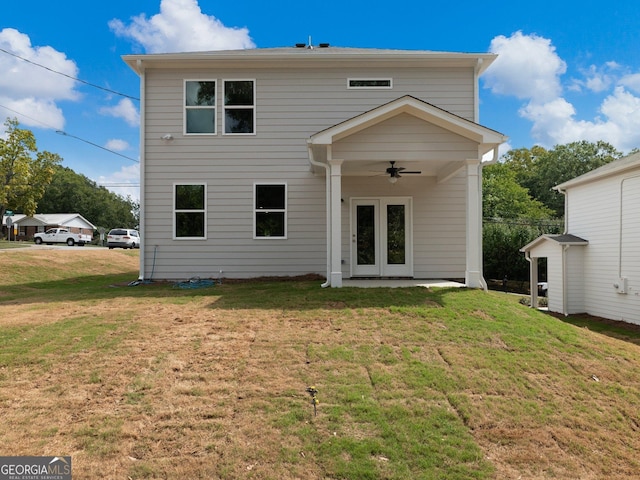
[224,80,255,134]
[254,183,286,238]
[347,78,393,89]
[174,183,206,239]
[185,81,216,134]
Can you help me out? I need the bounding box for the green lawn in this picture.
[1,249,639,479]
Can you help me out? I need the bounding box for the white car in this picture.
[107,228,140,249]
[537,282,548,297]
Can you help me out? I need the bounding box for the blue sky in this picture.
[2,0,640,202]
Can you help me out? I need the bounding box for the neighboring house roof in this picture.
[123,46,498,75]
[2,213,96,229]
[2,214,27,226]
[520,233,589,252]
[554,150,640,190]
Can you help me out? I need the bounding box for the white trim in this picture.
[184,79,217,136]
[173,182,207,240]
[253,182,287,239]
[138,63,146,279]
[223,78,256,136]
[347,78,393,89]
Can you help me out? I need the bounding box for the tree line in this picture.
[1,118,138,239]
[482,140,626,283]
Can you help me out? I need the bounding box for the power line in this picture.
[56,130,139,163]
[0,103,139,164]
[0,47,139,101]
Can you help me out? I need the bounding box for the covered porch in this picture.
[307,95,506,288]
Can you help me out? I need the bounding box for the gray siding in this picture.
[141,65,476,280]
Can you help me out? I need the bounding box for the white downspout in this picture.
[556,186,568,234]
[555,186,569,315]
[562,244,569,316]
[307,144,331,287]
[618,174,640,279]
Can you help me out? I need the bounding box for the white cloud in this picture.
[484,31,640,152]
[570,62,621,93]
[109,0,255,54]
[100,98,140,127]
[484,31,566,103]
[105,138,131,151]
[97,163,140,202]
[0,28,80,130]
[619,73,640,94]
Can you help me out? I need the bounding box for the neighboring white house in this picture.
[123,45,507,287]
[2,213,95,241]
[521,151,640,325]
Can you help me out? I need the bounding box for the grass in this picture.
[0,249,639,479]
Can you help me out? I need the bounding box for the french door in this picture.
[351,198,413,277]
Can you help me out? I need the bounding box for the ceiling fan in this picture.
[386,161,421,182]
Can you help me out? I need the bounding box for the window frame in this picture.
[253,182,287,239]
[223,79,256,135]
[347,78,393,89]
[184,79,217,136]
[173,182,207,240]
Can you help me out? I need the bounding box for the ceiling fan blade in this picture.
[385,161,421,178]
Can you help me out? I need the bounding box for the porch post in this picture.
[329,159,343,287]
[465,162,483,288]
[530,256,539,308]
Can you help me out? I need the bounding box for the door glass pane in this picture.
[387,204,405,264]
[357,205,375,265]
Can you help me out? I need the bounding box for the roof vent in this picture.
[319,43,330,48]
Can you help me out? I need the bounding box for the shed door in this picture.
[351,198,413,277]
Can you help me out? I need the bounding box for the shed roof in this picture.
[520,233,589,252]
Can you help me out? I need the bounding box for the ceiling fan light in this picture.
[388,176,398,184]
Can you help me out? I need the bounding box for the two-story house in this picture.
[123,45,506,287]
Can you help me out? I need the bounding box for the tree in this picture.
[483,162,553,220]
[38,165,138,230]
[502,141,622,217]
[0,118,61,220]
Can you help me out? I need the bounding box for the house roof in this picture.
[520,233,589,252]
[309,95,506,148]
[554,150,640,190]
[123,46,498,75]
[2,213,96,229]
